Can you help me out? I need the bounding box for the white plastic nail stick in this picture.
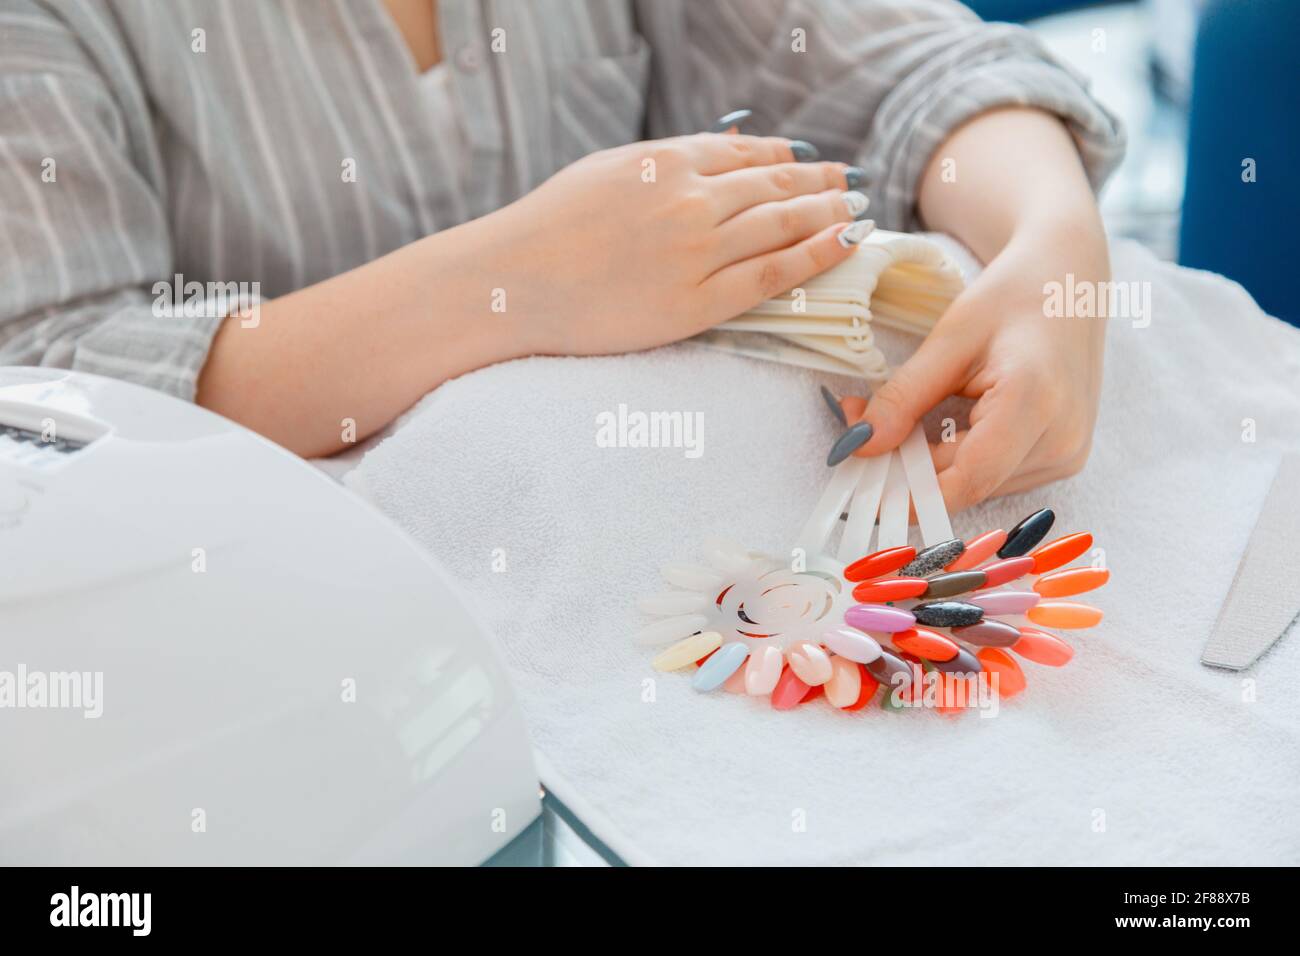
[796,456,866,557]
[899,424,953,545]
[876,452,911,550]
[838,452,890,563]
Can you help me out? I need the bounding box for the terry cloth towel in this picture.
[342,238,1300,866]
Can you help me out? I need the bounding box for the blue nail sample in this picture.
[692,641,750,691]
[820,385,847,425]
[826,422,873,466]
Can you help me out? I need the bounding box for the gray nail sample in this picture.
[923,570,987,599]
[844,166,867,189]
[952,619,1020,647]
[865,648,912,688]
[710,109,752,132]
[912,600,984,628]
[998,508,1056,558]
[933,646,982,676]
[826,421,873,466]
[820,385,847,425]
[899,538,966,576]
[790,140,819,162]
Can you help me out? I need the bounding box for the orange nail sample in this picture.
[1011,627,1074,666]
[1026,601,1103,629]
[1029,532,1093,575]
[977,647,1026,698]
[948,529,1007,571]
[893,627,960,662]
[852,576,929,602]
[844,545,916,582]
[1033,566,1110,598]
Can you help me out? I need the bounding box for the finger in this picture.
[850,330,974,458]
[926,433,967,471]
[934,386,1046,512]
[704,220,867,319]
[710,162,853,221]
[716,189,864,263]
[678,133,812,175]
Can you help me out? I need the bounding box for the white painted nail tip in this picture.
[840,191,869,218]
[837,219,876,248]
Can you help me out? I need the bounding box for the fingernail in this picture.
[789,140,819,162]
[844,166,867,189]
[827,421,873,466]
[819,385,847,425]
[710,109,752,133]
[836,219,875,248]
[840,191,869,219]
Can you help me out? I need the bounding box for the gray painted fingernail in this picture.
[710,109,752,132]
[840,191,869,218]
[790,140,819,162]
[827,422,873,466]
[844,166,867,189]
[819,385,847,425]
[837,219,875,248]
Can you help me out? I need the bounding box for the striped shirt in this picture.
[0,0,1124,400]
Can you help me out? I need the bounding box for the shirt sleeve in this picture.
[640,0,1126,232]
[0,1,224,401]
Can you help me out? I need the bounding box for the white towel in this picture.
[342,239,1300,865]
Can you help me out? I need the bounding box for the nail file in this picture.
[1201,455,1300,670]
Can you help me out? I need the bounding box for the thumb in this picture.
[852,330,970,457]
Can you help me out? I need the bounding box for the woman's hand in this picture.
[474,133,874,356]
[837,107,1112,513]
[848,226,1109,511]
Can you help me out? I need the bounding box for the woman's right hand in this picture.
[475,133,873,357]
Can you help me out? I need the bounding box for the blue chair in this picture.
[1179,0,1299,325]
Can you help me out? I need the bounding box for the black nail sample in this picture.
[997,508,1056,558]
[826,421,873,466]
[912,601,984,628]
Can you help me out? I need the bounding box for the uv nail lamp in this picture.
[0,367,538,865]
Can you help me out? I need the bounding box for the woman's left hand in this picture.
[846,224,1110,512]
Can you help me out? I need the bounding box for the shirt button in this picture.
[454,45,482,73]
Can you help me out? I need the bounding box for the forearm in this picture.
[917,106,1109,276]
[196,216,540,458]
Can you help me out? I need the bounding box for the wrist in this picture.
[415,213,558,363]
